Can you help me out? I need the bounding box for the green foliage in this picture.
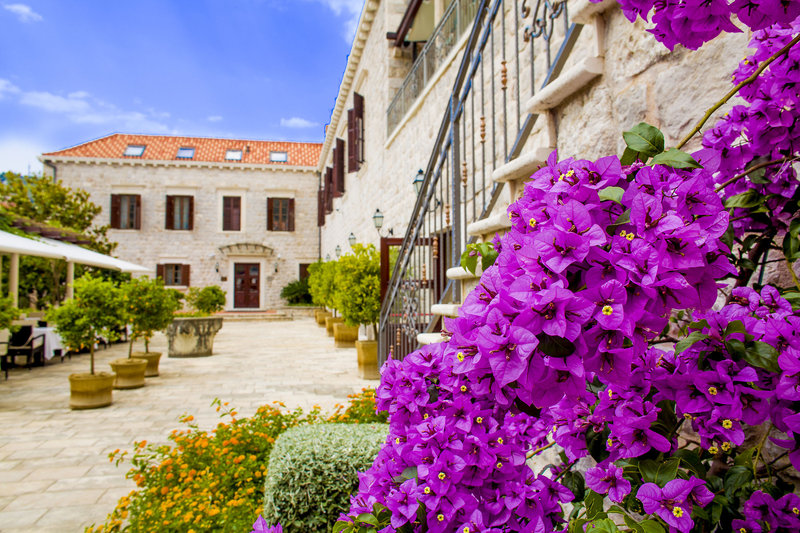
[619,122,700,171]
[334,244,380,328]
[308,259,339,311]
[122,277,182,354]
[279,278,312,305]
[186,286,226,315]
[460,241,498,275]
[88,389,383,533]
[0,296,19,330]
[262,423,389,533]
[47,276,124,374]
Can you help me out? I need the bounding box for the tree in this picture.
[123,277,182,356]
[308,259,339,314]
[334,244,380,337]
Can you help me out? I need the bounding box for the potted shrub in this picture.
[166,286,225,357]
[334,244,381,378]
[48,276,124,409]
[307,261,330,326]
[123,277,182,377]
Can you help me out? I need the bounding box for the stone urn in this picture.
[109,358,148,389]
[333,323,359,348]
[356,340,379,380]
[315,309,331,326]
[69,372,115,410]
[167,316,223,357]
[132,351,162,377]
[325,316,343,337]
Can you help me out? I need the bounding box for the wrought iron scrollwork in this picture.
[522,0,566,43]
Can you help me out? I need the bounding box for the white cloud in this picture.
[309,0,361,42]
[3,3,42,23]
[20,91,91,114]
[280,116,319,129]
[0,137,45,175]
[207,115,223,122]
[0,78,20,98]
[67,90,90,99]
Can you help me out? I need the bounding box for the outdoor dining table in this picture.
[32,326,64,361]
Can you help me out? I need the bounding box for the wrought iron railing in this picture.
[387,0,480,136]
[379,0,583,365]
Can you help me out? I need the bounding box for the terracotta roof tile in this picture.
[42,133,322,167]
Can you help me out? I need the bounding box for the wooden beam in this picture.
[392,0,424,47]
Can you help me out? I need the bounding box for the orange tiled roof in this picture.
[42,133,322,167]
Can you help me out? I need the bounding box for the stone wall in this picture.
[49,161,319,310]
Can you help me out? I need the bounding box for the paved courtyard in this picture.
[0,317,375,532]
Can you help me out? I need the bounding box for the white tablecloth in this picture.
[33,327,64,361]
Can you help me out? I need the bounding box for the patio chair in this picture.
[7,326,45,370]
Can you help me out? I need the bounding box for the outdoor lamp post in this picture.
[348,232,357,247]
[413,169,424,194]
[335,245,341,258]
[373,209,393,238]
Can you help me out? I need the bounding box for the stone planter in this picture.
[315,309,331,326]
[132,351,162,377]
[167,316,223,357]
[325,316,343,337]
[333,323,359,348]
[356,340,379,379]
[109,358,148,389]
[69,372,115,410]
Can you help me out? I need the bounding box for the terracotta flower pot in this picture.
[69,372,115,410]
[325,316,343,337]
[315,310,331,326]
[356,340,379,380]
[132,351,162,377]
[334,323,359,348]
[109,358,147,389]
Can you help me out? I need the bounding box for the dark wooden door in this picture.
[234,263,260,308]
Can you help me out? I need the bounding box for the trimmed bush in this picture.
[262,423,388,532]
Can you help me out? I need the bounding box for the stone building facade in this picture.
[41,134,321,311]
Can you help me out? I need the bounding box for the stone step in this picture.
[417,332,446,345]
[492,146,553,184]
[217,312,293,322]
[467,212,512,237]
[431,303,460,317]
[524,56,604,114]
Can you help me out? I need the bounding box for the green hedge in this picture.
[262,423,388,532]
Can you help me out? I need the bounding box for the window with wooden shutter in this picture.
[110,195,121,228]
[222,196,241,231]
[181,264,191,287]
[324,168,334,213]
[317,189,325,227]
[159,264,189,286]
[111,194,141,229]
[156,264,165,280]
[166,196,194,230]
[133,195,142,229]
[347,108,357,172]
[267,198,294,232]
[334,138,345,196]
[349,92,364,172]
[287,198,295,232]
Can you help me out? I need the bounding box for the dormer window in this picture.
[225,149,243,161]
[176,147,195,159]
[270,151,288,163]
[124,145,146,157]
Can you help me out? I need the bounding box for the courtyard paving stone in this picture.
[0,317,373,532]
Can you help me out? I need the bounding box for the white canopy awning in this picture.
[0,230,152,273]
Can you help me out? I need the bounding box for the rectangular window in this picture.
[165,195,194,230]
[176,147,195,159]
[333,138,345,196]
[225,149,242,161]
[348,92,365,172]
[124,145,146,157]
[157,264,190,286]
[222,196,241,231]
[267,197,294,232]
[110,194,141,229]
[269,151,288,163]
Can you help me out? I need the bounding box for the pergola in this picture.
[0,230,152,305]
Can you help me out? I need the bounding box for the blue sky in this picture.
[0,0,362,174]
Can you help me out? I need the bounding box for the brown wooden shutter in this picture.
[165,196,174,230]
[267,197,274,231]
[156,264,164,280]
[347,108,356,172]
[354,92,364,168]
[334,138,345,196]
[288,198,295,232]
[325,168,334,213]
[187,197,194,230]
[232,197,241,231]
[110,194,121,229]
[133,195,142,229]
[181,264,191,286]
[317,189,325,227]
[223,197,231,230]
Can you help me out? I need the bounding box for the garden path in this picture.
[0,317,374,532]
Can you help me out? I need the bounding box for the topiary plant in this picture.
[280,278,312,305]
[186,285,226,315]
[308,259,339,314]
[47,275,124,374]
[334,244,380,337]
[122,276,182,357]
[262,423,389,532]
